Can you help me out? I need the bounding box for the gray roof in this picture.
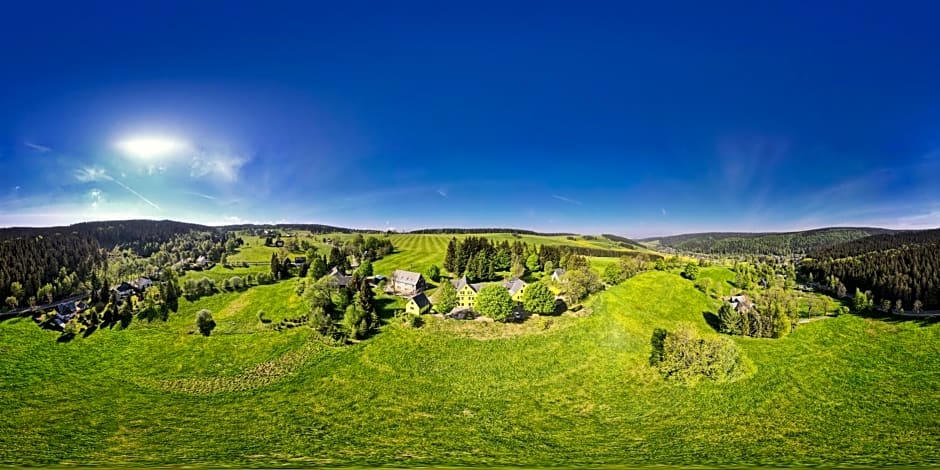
[409,292,431,308]
[329,267,351,286]
[391,269,423,286]
[452,276,485,292]
[502,278,528,296]
[553,268,566,276]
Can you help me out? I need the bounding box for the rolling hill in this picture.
[1,267,937,466]
[642,227,897,256]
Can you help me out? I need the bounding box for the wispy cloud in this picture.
[552,194,582,206]
[75,167,108,182]
[75,167,160,210]
[191,153,247,182]
[24,142,51,153]
[437,188,448,197]
[184,191,217,201]
[661,208,667,216]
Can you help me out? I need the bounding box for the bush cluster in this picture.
[650,323,746,384]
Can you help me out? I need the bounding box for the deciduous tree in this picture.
[474,284,514,320]
[522,282,555,314]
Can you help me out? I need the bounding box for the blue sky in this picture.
[2,1,940,237]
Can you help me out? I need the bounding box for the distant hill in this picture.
[408,228,577,236]
[641,227,896,256]
[601,233,645,250]
[220,223,370,234]
[803,228,940,309]
[0,219,216,249]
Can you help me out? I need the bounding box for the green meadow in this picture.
[1,235,939,467]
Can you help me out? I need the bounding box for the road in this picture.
[0,293,88,321]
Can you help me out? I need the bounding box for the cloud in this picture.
[74,167,160,211]
[190,153,247,182]
[437,188,448,197]
[661,208,667,216]
[24,142,51,153]
[552,194,582,206]
[184,191,217,201]
[14,186,20,191]
[75,167,109,182]
[89,188,104,208]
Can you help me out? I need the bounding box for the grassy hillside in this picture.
[643,227,895,256]
[2,268,938,467]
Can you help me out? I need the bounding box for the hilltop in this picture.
[641,227,897,256]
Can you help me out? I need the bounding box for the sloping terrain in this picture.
[643,227,895,256]
[1,268,938,467]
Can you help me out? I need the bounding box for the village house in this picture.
[294,256,307,266]
[131,277,153,291]
[405,292,431,315]
[551,268,567,282]
[326,267,351,288]
[502,277,528,302]
[729,294,754,314]
[452,276,486,309]
[388,270,426,295]
[114,282,136,301]
[451,276,528,309]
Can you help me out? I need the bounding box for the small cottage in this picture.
[551,268,567,282]
[405,292,431,315]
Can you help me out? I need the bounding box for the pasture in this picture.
[2,264,939,467]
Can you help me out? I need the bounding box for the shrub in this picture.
[682,263,699,280]
[650,323,745,384]
[257,272,275,285]
[195,309,215,336]
[474,284,514,320]
[522,282,555,314]
[257,310,271,324]
[425,264,441,282]
[230,276,245,291]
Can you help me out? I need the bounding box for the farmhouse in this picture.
[551,268,567,282]
[327,267,351,288]
[729,294,753,313]
[114,282,136,301]
[451,276,528,308]
[452,276,486,309]
[388,270,426,295]
[502,277,528,302]
[405,292,431,315]
[131,277,153,291]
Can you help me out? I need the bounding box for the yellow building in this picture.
[405,292,431,315]
[450,276,528,309]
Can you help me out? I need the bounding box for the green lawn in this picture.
[2,267,938,467]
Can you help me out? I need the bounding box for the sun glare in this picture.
[116,137,187,159]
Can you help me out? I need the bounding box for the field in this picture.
[2,239,939,467]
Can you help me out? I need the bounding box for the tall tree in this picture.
[270,253,279,279]
[434,279,457,314]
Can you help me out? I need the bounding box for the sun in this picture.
[116,137,187,159]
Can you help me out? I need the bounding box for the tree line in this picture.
[648,227,892,256]
[803,228,940,310]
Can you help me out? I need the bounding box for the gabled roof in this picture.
[391,269,423,285]
[116,282,135,292]
[502,278,528,296]
[328,267,351,286]
[553,268,566,276]
[451,276,485,293]
[408,292,431,308]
